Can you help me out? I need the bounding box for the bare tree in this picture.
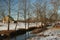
[51,0,59,22]
[15,0,20,31]
[33,0,41,27]
[0,0,6,19]
[42,0,47,24]
[23,0,27,40]
[23,0,27,29]
[33,0,47,27]
[7,0,11,31]
[27,0,31,38]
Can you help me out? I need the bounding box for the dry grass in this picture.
[0,30,15,36]
[51,25,60,30]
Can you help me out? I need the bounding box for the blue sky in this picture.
[0,0,60,20]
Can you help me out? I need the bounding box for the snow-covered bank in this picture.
[27,28,60,40]
[27,36,60,40]
[0,22,42,31]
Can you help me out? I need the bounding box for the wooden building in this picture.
[2,15,14,23]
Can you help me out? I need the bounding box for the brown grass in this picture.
[0,30,15,36]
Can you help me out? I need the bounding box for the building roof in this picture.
[7,15,14,21]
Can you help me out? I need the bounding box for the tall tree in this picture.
[51,0,59,22]
[42,0,47,23]
[23,0,27,40]
[33,0,41,27]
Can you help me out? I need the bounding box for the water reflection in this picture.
[10,32,36,40]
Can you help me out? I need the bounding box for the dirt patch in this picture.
[31,28,47,34]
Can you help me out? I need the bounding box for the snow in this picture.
[27,28,60,40]
[0,22,42,31]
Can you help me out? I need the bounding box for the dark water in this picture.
[10,32,36,40]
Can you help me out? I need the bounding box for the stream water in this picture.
[10,31,36,40]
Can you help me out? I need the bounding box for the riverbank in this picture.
[0,22,50,40]
[0,26,43,40]
[27,25,60,40]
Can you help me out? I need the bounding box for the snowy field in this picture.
[0,22,42,31]
[27,29,60,40]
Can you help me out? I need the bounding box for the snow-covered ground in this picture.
[0,22,42,31]
[27,28,60,40]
